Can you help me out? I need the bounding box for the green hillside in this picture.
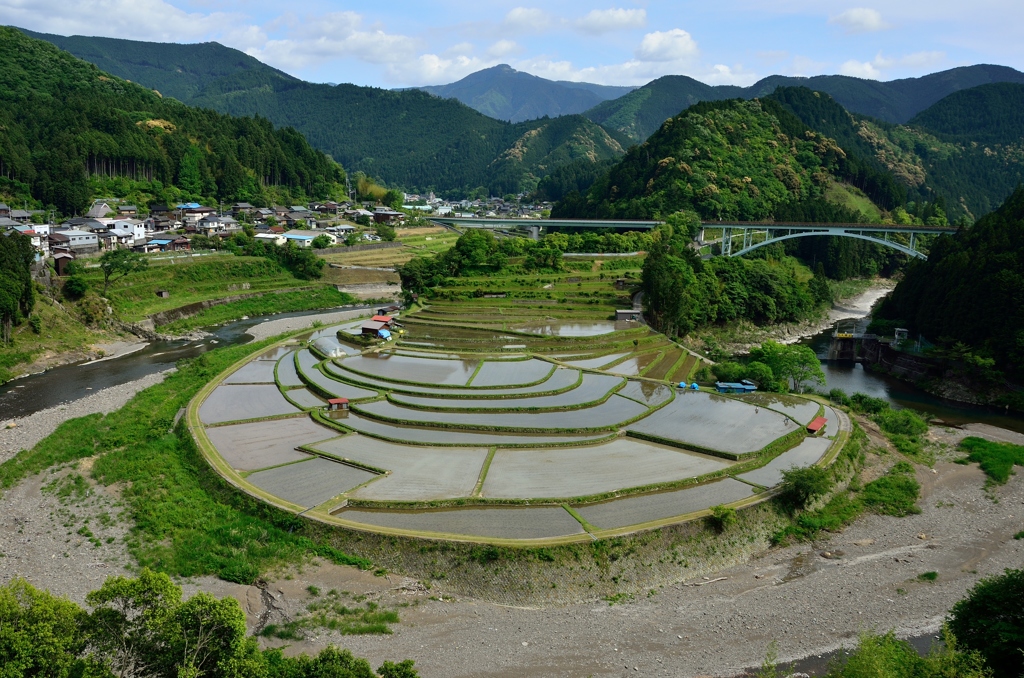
[909,82,1024,144]
[17,29,628,196]
[875,186,1024,379]
[0,27,344,215]
[554,97,892,221]
[587,65,1024,142]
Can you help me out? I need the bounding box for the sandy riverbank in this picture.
[244,308,377,342]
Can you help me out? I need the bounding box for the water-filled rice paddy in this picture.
[339,354,479,386]
[618,381,673,406]
[200,385,299,424]
[577,478,756,529]
[275,352,303,387]
[337,506,585,539]
[205,417,336,471]
[389,373,623,411]
[627,392,792,455]
[736,393,821,426]
[561,353,629,369]
[298,362,379,400]
[735,437,832,487]
[482,439,730,499]
[336,413,610,447]
[325,362,581,398]
[223,360,277,384]
[311,435,487,501]
[195,306,837,543]
[469,358,553,387]
[355,394,648,430]
[285,388,328,409]
[825,407,840,437]
[247,457,377,509]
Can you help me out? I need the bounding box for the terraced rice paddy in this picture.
[191,312,838,542]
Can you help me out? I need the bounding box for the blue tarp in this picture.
[378,329,392,339]
[175,202,201,209]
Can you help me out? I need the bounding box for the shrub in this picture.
[708,504,737,531]
[62,275,88,300]
[779,465,833,509]
[850,392,888,414]
[948,568,1024,677]
[875,409,929,436]
[829,388,852,407]
[957,437,1024,485]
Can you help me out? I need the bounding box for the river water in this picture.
[0,307,372,420]
[803,287,1024,434]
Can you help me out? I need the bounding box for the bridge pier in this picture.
[528,225,540,240]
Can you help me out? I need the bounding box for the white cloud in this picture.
[635,29,698,62]
[701,64,759,86]
[487,40,522,58]
[388,53,492,85]
[576,8,646,34]
[502,7,550,32]
[0,0,233,42]
[840,50,946,79]
[829,8,891,34]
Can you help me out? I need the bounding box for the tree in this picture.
[98,249,149,296]
[948,568,1024,677]
[0,271,22,344]
[381,189,403,210]
[374,222,397,242]
[785,344,826,393]
[311,234,332,249]
[0,578,91,678]
[779,465,833,510]
[63,275,89,301]
[177,145,205,197]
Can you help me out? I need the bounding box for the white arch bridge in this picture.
[429,217,955,260]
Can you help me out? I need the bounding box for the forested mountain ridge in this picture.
[586,65,1024,142]
[417,64,634,123]
[16,28,629,196]
[875,186,1024,380]
[0,27,345,215]
[554,97,898,222]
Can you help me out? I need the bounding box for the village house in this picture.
[254,233,285,246]
[373,206,405,224]
[49,229,99,254]
[85,201,116,219]
[281,232,314,248]
[0,203,9,218]
[52,251,76,276]
[285,229,335,245]
[231,202,255,218]
[117,205,139,217]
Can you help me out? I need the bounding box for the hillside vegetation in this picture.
[586,65,1024,142]
[19,29,628,196]
[0,27,345,216]
[875,186,1024,380]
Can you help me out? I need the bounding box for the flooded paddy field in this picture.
[246,457,376,509]
[389,373,623,411]
[337,506,585,540]
[736,436,833,487]
[311,435,487,501]
[354,393,649,430]
[199,384,299,424]
[275,351,303,387]
[191,303,836,543]
[205,417,336,471]
[627,392,794,455]
[325,361,582,397]
[576,478,756,530]
[482,439,731,499]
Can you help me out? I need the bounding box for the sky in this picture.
[2,0,1023,88]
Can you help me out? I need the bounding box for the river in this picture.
[804,287,1024,434]
[0,306,373,420]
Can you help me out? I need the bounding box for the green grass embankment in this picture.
[157,287,356,333]
[0,337,372,584]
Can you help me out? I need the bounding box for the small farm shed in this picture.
[616,309,640,321]
[807,416,828,435]
[715,380,757,394]
[370,315,395,328]
[327,398,349,411]
[361,320,387,336]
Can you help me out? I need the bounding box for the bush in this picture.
[948,569,1024,677]
[861,464,921,517]
[708,505,737,532]
[62,275,88,300]
[875,409,929,436]
[829,388,852,407]
[850,392,888,414]
[957,437,1024,485]
[779,465,833,509]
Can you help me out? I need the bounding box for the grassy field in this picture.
[319,227,459,271]
[824,182,885,221]
[157,287,356,333]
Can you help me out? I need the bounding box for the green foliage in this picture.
[779,465,833,510]
[820,629,991,678]
[374,222,397,242]
[948,569,1024,678]
[708,504,737,532]
[875,409,929,437]
[957,437,1024,485]
[861,463,921,517]
[0,27,345,215]
[98,248,149,296]
[0,573,418,678]
[0,232,35,344]
[310,234,332,250]
[876,187,1024,378]
[261,592,399,639]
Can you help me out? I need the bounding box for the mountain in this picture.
[769,85,1024,220]
[587,65,1024,142]
[0,27,344,215]
[875,186,1024,379]
[417,64,635,123]
[555,97,894,222]
[16,29,628,195]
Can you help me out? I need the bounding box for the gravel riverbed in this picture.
[245,308,375,342]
